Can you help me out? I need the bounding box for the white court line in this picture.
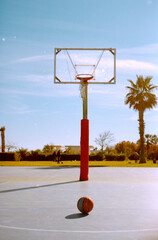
[0,181,9,185]
[0,224,158,233]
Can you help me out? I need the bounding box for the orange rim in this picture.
[76,74,93,81]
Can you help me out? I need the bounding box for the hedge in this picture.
[0,153,15,161]
[105,154,125,161]
[89,155,103,161]
[148,152,158,160]
[22,154,53,161]
[0,152,125,162]
[61,154,103,161]
[128,152,139,160]
[61,154,80,161]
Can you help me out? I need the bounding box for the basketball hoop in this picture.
[76,74,93,82]
[77,74,93,100]
[54,47,116,181]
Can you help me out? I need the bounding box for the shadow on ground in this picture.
[65,213,88,219]
[33,166,80,170]
[0,180,79,194]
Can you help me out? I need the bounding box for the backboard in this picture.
[54,48,116,84]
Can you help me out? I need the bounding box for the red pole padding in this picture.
[80,119,89,181]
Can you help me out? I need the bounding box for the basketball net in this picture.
[79,80,86,100]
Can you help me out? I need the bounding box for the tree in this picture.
[0,126,5,152]
[105,145,115,154]
[125,75,157,163]
[43,144,54,154]
[144,134,158,156]
[145,134,158,145]
[151,135,158,145]
[17,148,29,161]
[115,141,138,157]
[95,131,114,152]
[147,144,158,160]
[6,140,17,152]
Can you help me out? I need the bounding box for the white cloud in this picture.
[13,54,53,63]
[7,109,40,115]
[88,88,116,95]
[117,59,158,73]
[9,45,158,76]
[146,115,158,122]
[17,74,53,84]
[9,43,158,67]
[0,85,79,98]
[119,43,158,55]
[125,114,138,121]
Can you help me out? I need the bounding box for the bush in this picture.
[148,152,158,160]
[89,155,103,161]
[128,152,139,160]
[0,153,15,161]
[45,154,54,161]
[29,150,45,161]
[60,153,104,161]
[105,153,125,161]
[17,148,29,161]
[89,151,105,161]
[147,145,158,160]
[22,151,54,161]
[14,152,21,161]
[60,154,80,161]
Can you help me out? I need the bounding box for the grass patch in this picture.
[0,160,157,167]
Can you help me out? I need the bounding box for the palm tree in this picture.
[125,75,157,163]
[0,126,5,153]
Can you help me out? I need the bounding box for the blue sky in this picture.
[0,0,158,150]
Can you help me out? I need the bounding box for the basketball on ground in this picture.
[77,197,94,214]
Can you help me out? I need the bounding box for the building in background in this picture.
[65,145,94,154]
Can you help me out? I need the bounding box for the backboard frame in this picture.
[54,48,116,85]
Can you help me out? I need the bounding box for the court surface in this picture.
[0,166,158,240]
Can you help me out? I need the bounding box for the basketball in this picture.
[77,197,94,214]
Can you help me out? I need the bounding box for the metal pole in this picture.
[83,82,88,119]
[80,81,89,181]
